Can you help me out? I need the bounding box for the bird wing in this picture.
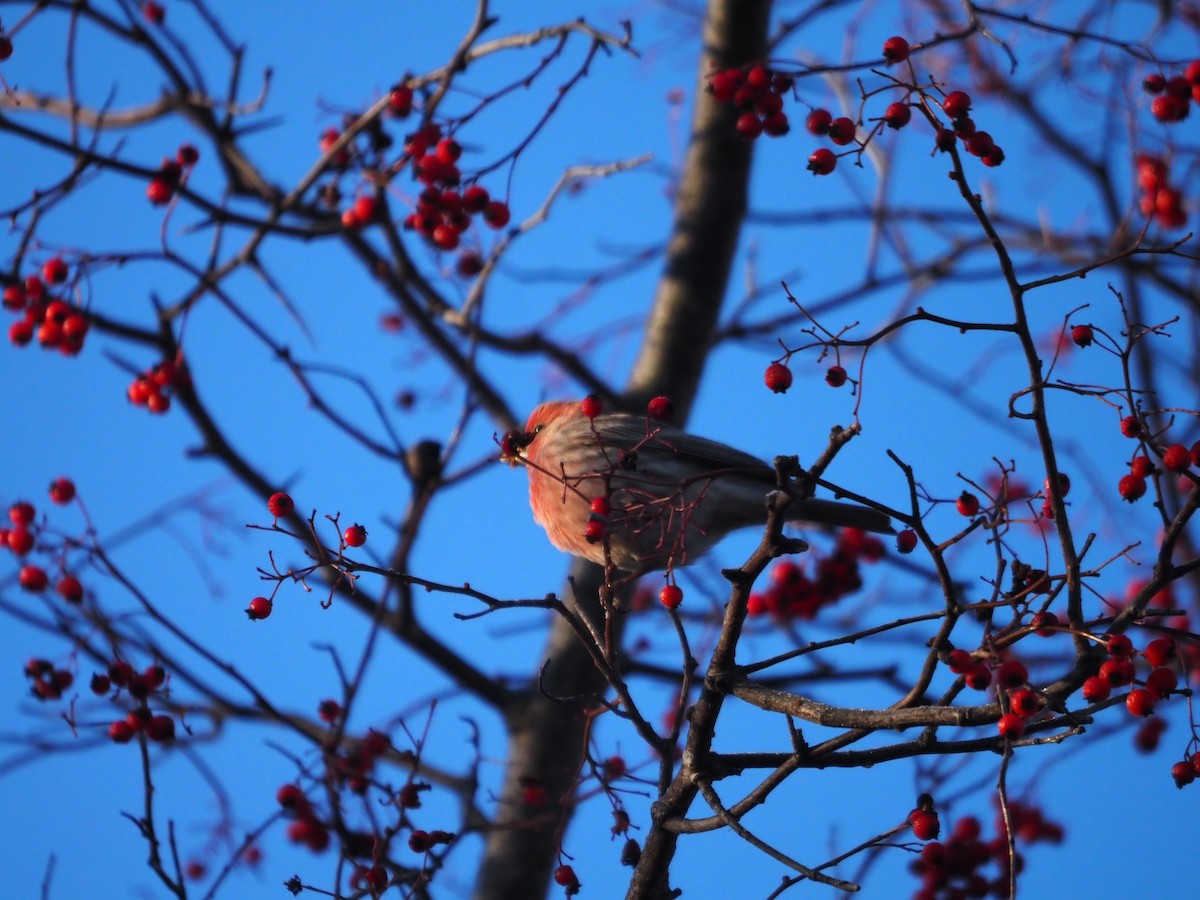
[595,414,773,476]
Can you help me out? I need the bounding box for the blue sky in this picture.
[2,1,1198,898]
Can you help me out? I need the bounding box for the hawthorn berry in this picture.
[1126,688,1156,717]
[995,659,1028,689]
[1130,455,1155,477]
[456,251,484,277]
[934,128,956,152]
[825,365,847,387]
[90,673,111,695]
[1151,94,1189,122]
[1100,658,1135,687]
[965,662,991,690]
[56,575,84,604]
[146,177,173,205]
[388,85,414,117]
[9,320,33,346]
[343,524,367,547]
[0,36,11,61]
[882,101,911,129]
[267,491,294,518]
[1162,443,1190,472]
[764,362,793,393]
[318,699,341,723]
[896,529,917,554]
[805,108,832,135]
[946,648,973,673]
[1081,676,1111,702]
[1118,473,1146,502]
[142,2,165,24]
[246,596,272,620]
[554,864,581,893]
[147,715,176,742]
[1145,666,1178,700]
[647,395,674,419]
[941,90,972,119]
[109,720,136,743]
[1144,637,1176,668]
[762,111,790,136]
[1031,611,1059,636]
[482,200,511,228]
[1106,632,1135,658]
[1144,73,1166,94]
[580,395,604,419]
[827,117,856,145]
[1071,324,1093,347]
[42,257,69,285]
[1008,688,1041,719]
[910,810,940,841]
[882,36,910,63]
[1172,760,1196,788]
[736,112,764,139]
[997,712,1026,739]
[8,527,34,555]
[808,147,837,175]
[660,584,683,609]
[955,491,980,517]
[19,565,48,592]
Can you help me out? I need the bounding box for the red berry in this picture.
[9,319,33,346]
[318,699,341,723]
[1166,75,1193,99]
[825,365,847,387]
[583,518,607,543]
[109,720,135,743]
[647,395,674,419]
[1126,688,1156,717]
[764,362,793,393]
[965,131,995,156]
[660,584,683,609]
[456,251,484,277]
[48,477,76,504]
[1031,611,1058,636]
[1081,675,1111,702]
[146,714,176,742]
[910,810,940,841]
[580,395,604,419]
[246,596,272,620]
[343,524,367,547]
[805,108,832,135]
[1118,473,1146,502]
[42,257,69,285]
[955,491,980,517]
[827,117,856,145]
[736,112,764,139]
[896,529,917,554]
[482,201,511,228]
[554,864,580,891]
[946,648,973,673]
[997,712,1026,738]
[431,224,460,250]
[1100,657,1135,687]
[0,36,12,61]
[7,527,33,555]
[882,36,910,63]
[882,101,911,129]
[1008,688,1041,719]
[1150,94,1189,122]
[1144,637,1176,668]
[1130,455,1155,477]
[709,68,743,103]
[435,138,462,165]
[590,497,611,517]
[995,659,1028,689]
[1143,73,1166,94]
[388,85,414,117]
[10,501,35,528]
[1070,324,1093,347]
[762,111,790,136]
[1145,666,1178,700]
[1172,760,1196,788]
[1106,632,1135,658]
[746,65,772,91]
[142,2,164,24]
[56,575,84,604]
[90,673,111,695]
[941,91,972,119]
[965,662,991,690]
[1119,415,1142,438]
[146,177,173,205]
[267,492,294,518]
[19,565,48,592]
[1163,443,1190,472]
[808,147,837,175]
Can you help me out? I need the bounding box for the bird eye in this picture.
[532,424,545,435]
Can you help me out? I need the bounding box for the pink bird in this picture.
[505,400,891,573]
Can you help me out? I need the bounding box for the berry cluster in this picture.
[1080,633,1183,724]
[932,90,1004,167]
[910,805,1063,900]
[5,258,90,353]
[2,488,83,603]
[746,528,883,620]
[146,142,199,205]
[1143,60,1200,122]
[707,64,794,140]
[104,659,178,745]
[126,355,189,415]
[24,657,74,701]
[1115,421,1200,504]
[1134,154,1187,229]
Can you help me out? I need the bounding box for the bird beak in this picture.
[499,429,535,466]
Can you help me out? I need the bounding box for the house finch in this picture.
[503,399,891,573]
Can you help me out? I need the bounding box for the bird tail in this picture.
[793,497,893,534]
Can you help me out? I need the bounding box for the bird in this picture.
[503,399,891,573]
